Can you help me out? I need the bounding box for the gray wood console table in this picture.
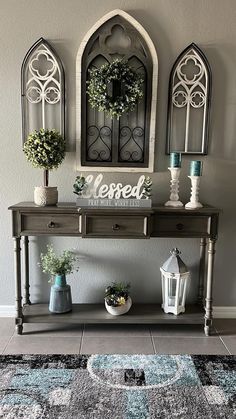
[9,202,220,336]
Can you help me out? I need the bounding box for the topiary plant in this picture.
[23,128,66,187]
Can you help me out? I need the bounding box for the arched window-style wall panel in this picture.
[76,10,158,172]
[21,38,65,142]
[166,43,211,155]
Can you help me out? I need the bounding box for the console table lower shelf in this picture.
[23,304,204,325]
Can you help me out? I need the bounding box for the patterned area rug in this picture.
[0,354,235,418]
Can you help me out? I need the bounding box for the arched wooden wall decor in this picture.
[76,9,158,172]
[21,38,65,142]
[166,43,211,155]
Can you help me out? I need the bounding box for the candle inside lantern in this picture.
[190,160,203,176]
[170,152,181,168]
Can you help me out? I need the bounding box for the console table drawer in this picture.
[83,215,149,238]
[21,213,80,235]
[153,215,211,237]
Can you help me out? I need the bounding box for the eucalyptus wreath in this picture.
[87,59,144,119]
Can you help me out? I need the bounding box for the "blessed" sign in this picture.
[81,174,146,199]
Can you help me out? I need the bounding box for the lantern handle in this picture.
[171,248,181,256]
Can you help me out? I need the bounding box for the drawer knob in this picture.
[112,224,120,231]
[47,221,56,229]
[176,223,184,231]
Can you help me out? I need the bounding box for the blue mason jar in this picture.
[49,274,72,313]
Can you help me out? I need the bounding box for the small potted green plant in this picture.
[73,175,88,196]
[23,128,66,206]
[40,245,79,313]
[104,282,132,316]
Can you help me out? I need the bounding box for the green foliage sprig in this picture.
[23,129,66,186]
[87,59,144,119]
[105,282,130,307]
[39,245,79,281]
[142,176,152,199]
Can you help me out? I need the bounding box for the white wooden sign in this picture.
[81,174,146,199]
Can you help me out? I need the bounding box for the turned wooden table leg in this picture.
[204,238,216,336]
[23,236,31,305]
[198,238,207,305]
[14,237,23,335]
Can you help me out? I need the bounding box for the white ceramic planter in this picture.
[34,186,58,206]
[105,296,132,316]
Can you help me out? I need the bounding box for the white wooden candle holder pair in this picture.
[165,167,203,209]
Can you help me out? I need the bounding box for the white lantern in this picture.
[160,248,190,315]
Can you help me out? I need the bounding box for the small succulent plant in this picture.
[105,282,130,307]
[73,175,87,196]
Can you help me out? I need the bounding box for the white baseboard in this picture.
[0,306,15,317]
[0,305,235,318]
[213,306,236,318]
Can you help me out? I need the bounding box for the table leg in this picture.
[204,239,216,336]
[14,237,23,335]
[23,236,31,305]
[198,238,207,305]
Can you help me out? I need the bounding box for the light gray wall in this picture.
[0,0,235,306]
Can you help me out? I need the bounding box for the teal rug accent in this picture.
[0,354,235,418]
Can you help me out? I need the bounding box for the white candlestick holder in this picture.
[185,176,203,209]
[165,167,183,207]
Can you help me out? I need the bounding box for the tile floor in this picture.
[0,318,235,355]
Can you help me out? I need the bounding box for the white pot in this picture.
[105,296,132,316]
[34,186,58,206]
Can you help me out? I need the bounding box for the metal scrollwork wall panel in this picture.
[21,38,65,142]
[118,56,147,163]
[76,10,158,172]
[166,43,211,155]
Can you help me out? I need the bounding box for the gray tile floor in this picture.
[0,318,235,355]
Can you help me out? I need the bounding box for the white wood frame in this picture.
[76,9,158,172]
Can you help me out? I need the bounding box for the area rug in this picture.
[0,354,235,418]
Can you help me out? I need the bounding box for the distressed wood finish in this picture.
[204,239,217,336]
[152,214,211,237]
[13,237,23,335]
[23,236,31,305]
[82,213,151,238]
[21,213,81,235]
[23,303,204,324]
[198,237,207,304]
[9,202,220,335]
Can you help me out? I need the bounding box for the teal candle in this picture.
[170,152,181,168]
[190,160,203,176]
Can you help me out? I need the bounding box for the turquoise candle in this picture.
[190,161,203,176]
[170,152,181,168]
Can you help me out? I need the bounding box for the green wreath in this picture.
[86,59,144,119]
